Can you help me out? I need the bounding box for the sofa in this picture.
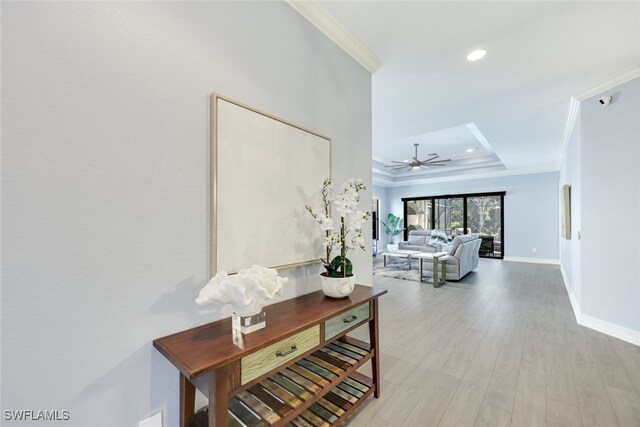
[421,233,481,280]
[398,229,451,253]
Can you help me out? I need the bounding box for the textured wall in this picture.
[580,77,640,333]
[1,2,371,425]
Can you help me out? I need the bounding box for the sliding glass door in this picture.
[466,195,502,258]
[434,197,464,237]
[406,199,432,231]
[402,192,504,259]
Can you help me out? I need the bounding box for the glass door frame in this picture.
[402,191,505,259]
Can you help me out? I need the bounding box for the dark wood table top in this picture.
[153,285,387,379]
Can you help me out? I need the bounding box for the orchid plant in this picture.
[306,178,370,278]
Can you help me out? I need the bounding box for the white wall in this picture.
[580,77,640,338]
[559,108,582,305]
[385,172,560,261]
[1,2,371,425]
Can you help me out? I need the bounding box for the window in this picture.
[466,195,502,258]
[406,199,431,231]
[402,192,505,259]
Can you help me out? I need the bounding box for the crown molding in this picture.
[557,97,580,169]
[373,166,558,187]
[285,0,382,74]
[557,65,640,168]
[574,64,640,101]
[371,167,396,178]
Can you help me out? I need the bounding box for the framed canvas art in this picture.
[211,94,331,274]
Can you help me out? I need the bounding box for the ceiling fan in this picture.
[385,143,451,172]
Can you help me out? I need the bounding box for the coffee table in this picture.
[382,250,422,269]
[413,251,449,287]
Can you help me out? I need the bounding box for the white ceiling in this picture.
[372,123,504,179]
[315,1,640,185]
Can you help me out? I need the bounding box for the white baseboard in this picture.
[560,265,581,323]
[503,256,560,265]
[560,265,640,346]
[580,314,640,346]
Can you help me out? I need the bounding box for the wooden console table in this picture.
[154,285,387,426]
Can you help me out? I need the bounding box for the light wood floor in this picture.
[348,259,640,427]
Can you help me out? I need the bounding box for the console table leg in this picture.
[180,374,195,427]
[208,368,228,426]
[208,362,240,426]
[369,299,381,398]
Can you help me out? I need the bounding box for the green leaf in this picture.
[329,256,353,277]
[382,213,405,237]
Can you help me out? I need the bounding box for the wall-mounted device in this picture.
[598,96,612,106]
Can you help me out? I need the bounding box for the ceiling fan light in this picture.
[412,165,421,170]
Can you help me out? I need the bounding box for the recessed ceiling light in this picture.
[467,49,486,61]
[466,148,475,153]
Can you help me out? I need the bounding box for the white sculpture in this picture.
[196,265,287,316]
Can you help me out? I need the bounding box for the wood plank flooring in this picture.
[346,259,640,426]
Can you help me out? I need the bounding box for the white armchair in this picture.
[421,234,481,280]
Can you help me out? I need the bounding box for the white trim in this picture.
[503,256,560,265]
[574,64,640,101]
[371,167,396,178]
[372,155,390,165]
[580,314,640,346]
[285,1,382,74]
[560,265,581,323]
[374,166,558,187]
[556,65,640,168]
[560,265,640,346]
[557,97,580,169]
[466,123,499,158]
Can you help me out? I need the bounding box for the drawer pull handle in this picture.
[275,345,297,357]
[343,315,358,323]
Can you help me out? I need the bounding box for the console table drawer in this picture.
[241,325,320,385]
[325,303,370,340]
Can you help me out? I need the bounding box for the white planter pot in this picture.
[320,274,356,298]
[387,244,399,252]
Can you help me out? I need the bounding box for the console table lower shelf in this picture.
[193,337,374,427]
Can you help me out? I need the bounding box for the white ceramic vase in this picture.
[387,243,399,252]
[320,274,356,298]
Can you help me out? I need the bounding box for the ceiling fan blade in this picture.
[425,159,452,164]
[389,160,410,164]
[427,163,448,166]
[389,166,408,170]
[420,155,439,163]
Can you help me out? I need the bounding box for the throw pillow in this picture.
[429,229,449,246]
